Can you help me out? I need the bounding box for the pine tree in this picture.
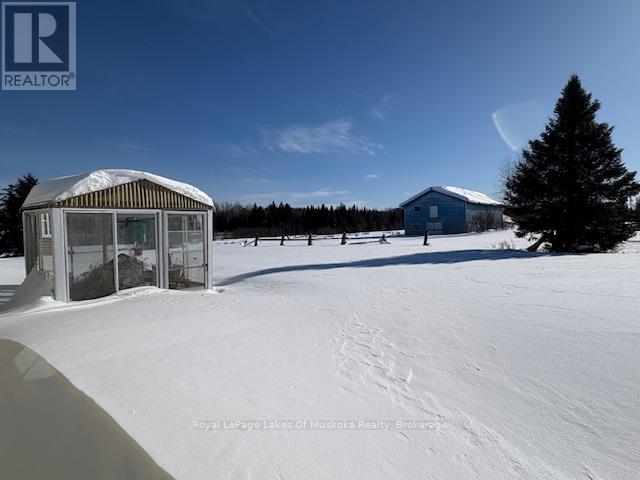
[505,75,640,251]
[0,173,38,256]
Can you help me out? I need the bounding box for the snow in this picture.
[22,169,214,208]
[437,186,502,205]
[400,186,501,206]
[0,256,25,283]
[0,256,26,307]
[1,230,639,479]
[3,269,55,312]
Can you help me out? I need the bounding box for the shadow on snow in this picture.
[217,249,542,286]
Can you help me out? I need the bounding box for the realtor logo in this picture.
[2,2,76,90]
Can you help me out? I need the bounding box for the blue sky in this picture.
[1,0,639,207]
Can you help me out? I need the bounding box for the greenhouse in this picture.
[21,169,215,301]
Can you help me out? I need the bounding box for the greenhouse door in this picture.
[116,214,159,290]
[66,213,116,301]
[166,213,206,290]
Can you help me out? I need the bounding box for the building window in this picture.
[430,205,438,219]
[40,213,52,238]
[414,206,421,212]
[411,223,420,232]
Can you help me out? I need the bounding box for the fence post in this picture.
[308,234,313,246]
[423,229,429,246]
[254,236,259,247]
[341,232,347,245]
[280,235,285,246]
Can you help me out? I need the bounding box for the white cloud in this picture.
[228,166,272,184]
[242,176,272,184]
[238,192,282,201]
[262,118,381,155]
[365,173,380,180]
[114,141,155,153]
[227,143,260,158]
[242,1,275,34]
[237,188,352,204]
[369,92,398,121]
[0,126,32,134]
[290,188,350,200]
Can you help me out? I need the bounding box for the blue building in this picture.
[400,186,503,235]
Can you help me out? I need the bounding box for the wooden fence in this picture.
[242,231,425,247]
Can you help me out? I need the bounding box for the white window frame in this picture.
[40,212,52,238]
[429,205,438,219]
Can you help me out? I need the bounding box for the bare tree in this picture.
[496,155,520,202]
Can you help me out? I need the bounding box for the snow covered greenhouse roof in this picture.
[22,169,214,209]
[399,186,502,207]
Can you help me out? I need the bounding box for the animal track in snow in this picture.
[329,316,438,416]
[329,317,565,479]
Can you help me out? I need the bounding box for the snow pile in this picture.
[2,269,54,312]
[1,230,639,479]
[22,169,214,208]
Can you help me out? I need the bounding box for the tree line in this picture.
[214,202,404,238]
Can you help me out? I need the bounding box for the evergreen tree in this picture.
[0,173,38,256]
[633,198,640,227]
[505,75,640,251]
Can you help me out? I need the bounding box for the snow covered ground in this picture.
[1,230,639,479]
[0,256,25,307]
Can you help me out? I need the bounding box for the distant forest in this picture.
[214,202,404,238]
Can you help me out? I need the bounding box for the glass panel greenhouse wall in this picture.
[167,213,206,289]
[23,212,39,275]
[23,210,54,277]
[116,214,158,290]
[66,213,116,301]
